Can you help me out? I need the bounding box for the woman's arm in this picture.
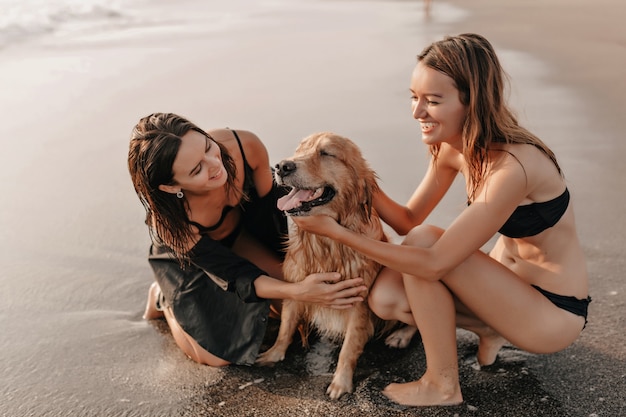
[189,235,271,302]
[294,152,529,281]
[375,148,459,235]
[189,235,367,308]
[253,273,367,309]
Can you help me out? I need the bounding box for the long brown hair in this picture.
[418,33,561,201]
[127,113,238,260]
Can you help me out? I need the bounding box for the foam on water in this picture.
[0,0,264,48]
[0,0,128,47]
[0,0,470,50]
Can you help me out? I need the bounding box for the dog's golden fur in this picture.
[256,132,395,399]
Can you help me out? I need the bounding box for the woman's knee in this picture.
[402,224,444,248]
[368,268,405,321]
[177,333,230,367]
[163,308,230,367]
[194,349,230,367]
[368,286,392,320]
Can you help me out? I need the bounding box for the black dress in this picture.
[147,130,288,365]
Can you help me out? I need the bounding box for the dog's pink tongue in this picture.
[277,189,315,211]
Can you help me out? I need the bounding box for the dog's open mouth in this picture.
[277,186,336,215]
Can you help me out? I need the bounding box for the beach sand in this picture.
[0,0,624,416]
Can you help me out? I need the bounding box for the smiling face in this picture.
[275,132,377,223]
[410,62,467,150]
[159,130,228,196]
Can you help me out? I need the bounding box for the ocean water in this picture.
[0,0,274,49]
[0,0,469,49]
[0,0,127,47]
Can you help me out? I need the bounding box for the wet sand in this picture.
[0,0,624,416]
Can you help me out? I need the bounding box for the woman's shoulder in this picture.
[497,143,558,173]
[206,128,260,142]
[208,128,265,151]
[494,143,564,198]
[207,128,267,162]
[234,129,268,154]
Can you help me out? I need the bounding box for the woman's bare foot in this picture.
[477,332,507,366]
[382,376,463,407]
[143,282,165,320]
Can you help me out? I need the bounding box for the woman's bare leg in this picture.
[382,225,585,406]
[143,282,230,367]
[162,306,230,367]
[369,267,415,325]
[454,298,507,366]
[143,229,284,367]
[383,276,463,406]
[369,265,504,365]
[369,267,419,348]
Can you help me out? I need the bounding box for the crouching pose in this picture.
[291,33,590,406]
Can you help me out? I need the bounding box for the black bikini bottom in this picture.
[532,285,591,327]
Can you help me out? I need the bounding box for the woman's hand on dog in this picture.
[296,272,368,309]
[291,215,341,238]
[290,215,369,308]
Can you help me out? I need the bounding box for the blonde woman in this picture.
[292,34,590,406]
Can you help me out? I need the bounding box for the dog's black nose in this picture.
[275,160,296,177]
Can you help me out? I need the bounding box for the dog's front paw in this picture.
[255,346,286,366]
[326,372,353,400]
[384,325,418,349]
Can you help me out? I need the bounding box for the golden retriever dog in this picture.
[256,132,417,399]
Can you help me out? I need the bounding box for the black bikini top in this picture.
[498,188,570,238]
[188,130,255,234]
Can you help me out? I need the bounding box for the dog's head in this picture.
[275,132,379,225]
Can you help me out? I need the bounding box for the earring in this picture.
[176,190,184,199]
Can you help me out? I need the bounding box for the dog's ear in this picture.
[362,178,372,218]
[360,169,380,221]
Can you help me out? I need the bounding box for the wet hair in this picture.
[128,113,238,260]
[418,33,561,201]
